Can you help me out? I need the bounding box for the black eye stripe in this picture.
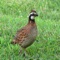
[30,14,35,16]
[31,14,34,15]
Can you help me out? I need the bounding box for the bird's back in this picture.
[11,10,38,49]
[12,22,37,48]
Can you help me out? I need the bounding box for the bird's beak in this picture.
[35,14,38,16]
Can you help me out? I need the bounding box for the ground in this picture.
[0,0,60,60]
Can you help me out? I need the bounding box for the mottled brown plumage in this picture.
[11,10,38,53]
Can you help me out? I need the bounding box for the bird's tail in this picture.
[11,39,17,44]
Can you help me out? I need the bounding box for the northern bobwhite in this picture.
[11,10,38,53]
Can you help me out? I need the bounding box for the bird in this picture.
[11,10,38,54]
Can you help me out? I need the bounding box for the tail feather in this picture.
[11,40,16,44]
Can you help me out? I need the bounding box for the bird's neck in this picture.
[28,15,35,23]
[28,18,35,24]
[27,20,35,26]
[29,19,35,22]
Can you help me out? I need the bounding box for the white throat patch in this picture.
[31,16,34,20]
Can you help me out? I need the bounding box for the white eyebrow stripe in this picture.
[29,12,36,16]
[30,12,36,14]
[30,12,34,14]
[29,13,33,16]
[34,13,36,14]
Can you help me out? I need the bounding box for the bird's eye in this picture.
[34,12,37,15]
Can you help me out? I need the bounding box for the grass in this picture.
[0,0,60,60]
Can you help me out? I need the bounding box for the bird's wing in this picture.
[14,27,31,45]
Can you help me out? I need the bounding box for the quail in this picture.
[11,10,38,54]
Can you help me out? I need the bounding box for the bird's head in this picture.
[29,10,38,21]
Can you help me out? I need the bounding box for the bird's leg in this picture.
[19,47,29,56]
[21,48,26,56]
[19,47,27,56]
[23,48,30,57]
[19,47,23,54]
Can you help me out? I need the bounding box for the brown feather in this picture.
[11,10,38,49]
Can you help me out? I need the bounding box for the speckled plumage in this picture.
[11,10,38,49]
